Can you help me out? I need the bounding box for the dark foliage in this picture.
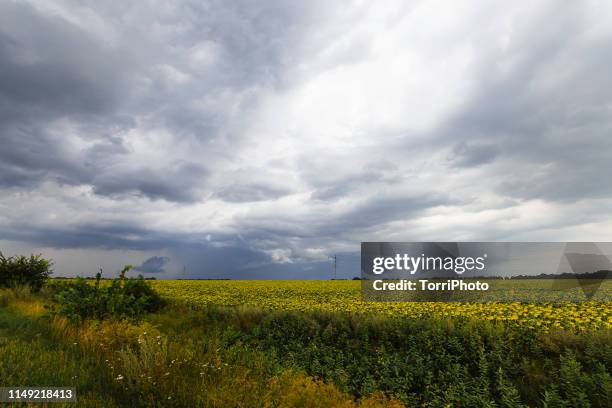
[49,265,165,322]
[0,252,52,292]
[196,308,611,407]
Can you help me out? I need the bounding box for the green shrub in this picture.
[49,265,165,322]
[0,252,52,292]
[194,307,611,407]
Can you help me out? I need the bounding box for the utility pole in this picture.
[332,255,337,280]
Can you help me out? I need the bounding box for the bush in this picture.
[50,265,165,322]
[196,307,611,407]
[0,252,52,292]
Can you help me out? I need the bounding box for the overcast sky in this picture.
[2,0,612,279]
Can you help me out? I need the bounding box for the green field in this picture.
[1,280,611,407]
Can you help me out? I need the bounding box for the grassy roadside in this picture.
[0,289,403,407]
[0,307,131,407]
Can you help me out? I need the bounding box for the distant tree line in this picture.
[511,270,611,279]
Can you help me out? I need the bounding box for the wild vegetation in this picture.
[48,266,165,322]
[0,251,52,292]
[0,255,610,407]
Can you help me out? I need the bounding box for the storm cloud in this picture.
[134,256,170,274]
[2,0,612,277]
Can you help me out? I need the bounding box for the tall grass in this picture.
[0,307,135,408]
[1,289,403,407]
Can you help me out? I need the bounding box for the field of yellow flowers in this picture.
[151,280,612,332]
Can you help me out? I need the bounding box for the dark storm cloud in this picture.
[299,154,401,202]
[0,1,132,189]
[0,2,124,189]
[2,1,612,277]
[215,183,291,203]
[134,256,170,274]
[331,193,450,234]
[0,0,325,270]
[1,223,181,251]
[172,244,273,278]
[0,5,125,117]
[0,125,89,188]
[0,0,322,204]
[122,0,319,143]
[431,2,612,202]
[232,191,449,244]
[91,162,208,203]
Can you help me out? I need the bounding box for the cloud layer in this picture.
[2,0,612,278]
